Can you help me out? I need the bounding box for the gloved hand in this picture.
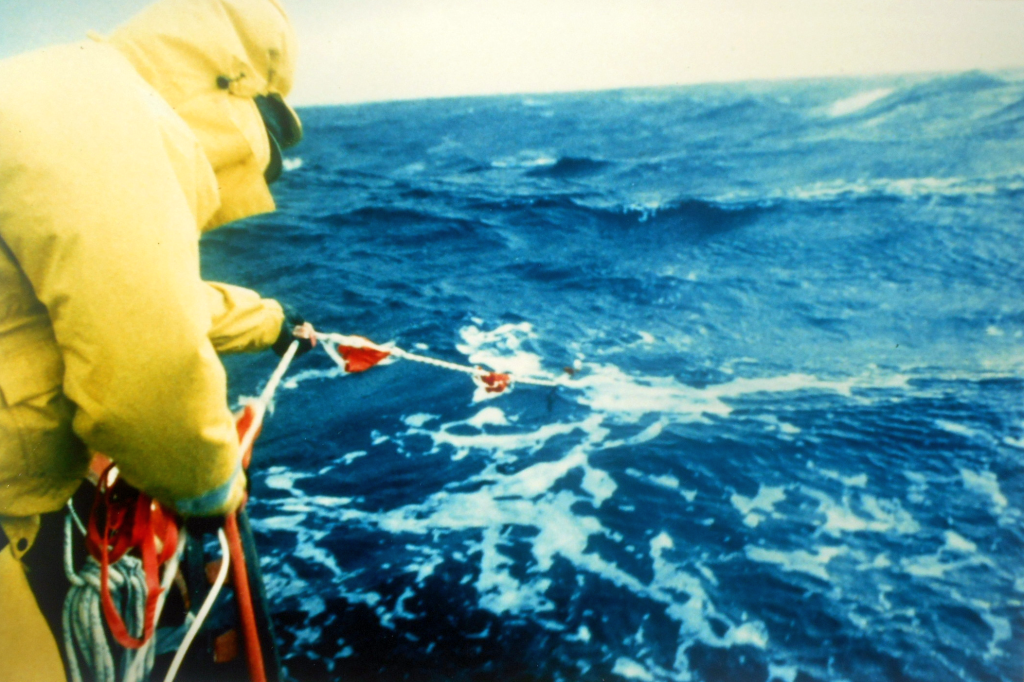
[272,305,316,357]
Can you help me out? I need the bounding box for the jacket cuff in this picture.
[172,466,243,517]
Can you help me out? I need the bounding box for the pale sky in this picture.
[2,0,1024,105]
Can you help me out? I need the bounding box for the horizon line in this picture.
[290,64,1024,109]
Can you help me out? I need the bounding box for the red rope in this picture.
[225,512,266,682]
[226,410,268,682]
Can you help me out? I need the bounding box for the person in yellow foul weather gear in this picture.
[0,1,309,679]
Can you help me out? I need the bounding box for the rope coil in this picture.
[63,515,152,682]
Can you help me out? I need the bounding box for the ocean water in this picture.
[203,71,1024,682]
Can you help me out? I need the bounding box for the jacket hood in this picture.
[109,0,300,229]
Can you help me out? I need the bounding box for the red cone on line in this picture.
[337,344,392,373]
[476,371,512,394]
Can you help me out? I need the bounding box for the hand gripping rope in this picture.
[320,333,563,395]
[65,330,562,682]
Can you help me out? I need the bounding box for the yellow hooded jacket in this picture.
[0,0,300,524]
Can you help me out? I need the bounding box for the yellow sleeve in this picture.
[205,282,284,354]
[0,44,243,516]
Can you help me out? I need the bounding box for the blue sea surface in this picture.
[203,72,1024,682]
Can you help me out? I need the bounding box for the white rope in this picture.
[62,514,151,682]
[320,332,563,388]
[67,499,87,536]
[239,340,300,459]
[162,528,231,682]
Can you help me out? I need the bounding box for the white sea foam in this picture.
[341,450,367,465]
[259,513,307,531]
[263,402,766,672]
[456,322,906,429]
[624,468,696,502]
[983,613,1012,658]
[814,466,868,488]
[282,157,303,172]
[650,473,680,489]
[566,625,591,643]
[491,152,557,169]
[899,529,995,579]
[612,657,655,681]
[767,663,800,682]
[960,469,1008,512]
[901,553,989,579]
[404,413,437,428]
[411,413,600,462]
[456,322,559,402]
[710,373,854,399]
[935,420,983,439]
[803,488,920,536]
[826,87,895,117]
[626,419,667,445]
[731,486,786,528]
[1003,436,1024,450]
[745,545,846,581]
[574,364,895,426]
[264,466,312,493]
[265,322,934,672]
[465,406,509,428]
[575,364,729,423]
[716,172,1024,207]
[943,530,977,554]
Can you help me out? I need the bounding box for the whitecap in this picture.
[960,469,1008,511]
[612,658,654,681]
[935,420,981,439]
[815,467,868,488]
[943,530,977,554]
[826,87,895,117]
[745,545,846,581]
[767,663,800,682]
[983,614,1012,658]
[465,406,509,428]
[341,450,367,465]
[263,466,312,493]
[403,413,437,428]
[731,486,786,528]
[803,488,920,536]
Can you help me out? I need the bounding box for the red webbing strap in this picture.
[86,466,179,649]
[225,512,267,682]
[231,411,268,682]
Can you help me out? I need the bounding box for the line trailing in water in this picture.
[319,332,563,395]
